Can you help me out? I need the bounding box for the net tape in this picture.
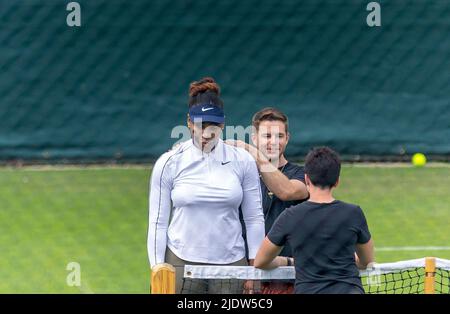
[184,258,450,280]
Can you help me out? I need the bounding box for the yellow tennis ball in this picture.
[412,153,427,167]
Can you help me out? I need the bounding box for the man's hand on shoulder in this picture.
[225,140,267,164]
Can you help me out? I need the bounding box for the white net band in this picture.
[436,258,450,271]
[184,258,450,279]
[184,265,295,280]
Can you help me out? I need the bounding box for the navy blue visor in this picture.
[188,104,225,124]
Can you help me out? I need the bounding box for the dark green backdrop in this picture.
[1,0,449,161]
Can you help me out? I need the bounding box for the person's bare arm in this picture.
[355,239,375,270]
[254,237,289,269]
[225,140,308,201]
[259,160,308,201]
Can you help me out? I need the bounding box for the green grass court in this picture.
[0,165,449,293]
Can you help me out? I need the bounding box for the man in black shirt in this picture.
[227,107,309,293]
[254,147,374,294]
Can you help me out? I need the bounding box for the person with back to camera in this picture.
[255,147,374,294]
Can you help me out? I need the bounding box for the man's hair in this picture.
[304,147,341,189]
[252,107,288,133]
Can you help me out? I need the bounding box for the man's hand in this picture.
[225,140,269,165]
[224,139,254,153]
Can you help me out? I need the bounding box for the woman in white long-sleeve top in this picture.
[148,77,265,294]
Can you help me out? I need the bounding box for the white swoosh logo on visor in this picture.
[201,107,214,112]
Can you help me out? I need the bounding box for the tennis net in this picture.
[151,257,450,294]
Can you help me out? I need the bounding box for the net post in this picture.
[151,263,176,294]
[424,257,436,294]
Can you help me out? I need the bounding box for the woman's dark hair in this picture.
[304,147,341,189]
[188,77,223,109]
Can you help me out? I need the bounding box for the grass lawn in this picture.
[0,165,448,293]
